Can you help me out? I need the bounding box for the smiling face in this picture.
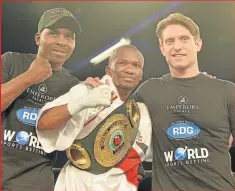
[159,24,202,71]
[106,46,144,91]
[35,28,76,68]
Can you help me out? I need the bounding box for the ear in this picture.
[35,33,41,46]
[195,39,202,52]
[140,71,143,81]
[105,65,111,76]
[159,43,166,56]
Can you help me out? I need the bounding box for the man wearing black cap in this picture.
[1,8,81,190]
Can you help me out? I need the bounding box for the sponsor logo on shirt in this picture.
[166,122,200,140]
[167,96,199,117]
[38,84,48,94]
[163,146,210,167]
[178,96,188,104]
[26,84,56,105]
[1,129,46,155]
[16,108,40,126]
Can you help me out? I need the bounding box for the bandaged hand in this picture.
[67,84,112,116]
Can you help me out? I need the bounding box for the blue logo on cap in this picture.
[166,123,200,139]
[16,108,40,126]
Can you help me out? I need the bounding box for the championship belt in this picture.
[66,96,140,174]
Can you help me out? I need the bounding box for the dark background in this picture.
[2,2,234,82]
[2,1,235,183]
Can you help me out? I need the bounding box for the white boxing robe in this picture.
[36,75,152,191]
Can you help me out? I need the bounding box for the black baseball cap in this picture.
[38,8,82,34]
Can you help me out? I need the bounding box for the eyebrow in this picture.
[165,35,190,42]
[118,59,143,66]
[165,37,175,42]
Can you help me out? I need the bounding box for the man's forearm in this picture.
[1,72,32,112]
[37,104,72,131]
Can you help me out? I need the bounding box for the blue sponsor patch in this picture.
[16,131,30,145]
[16,108,40,126]
[166,123,200,139]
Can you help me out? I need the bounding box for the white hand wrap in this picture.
[67,84,112,116]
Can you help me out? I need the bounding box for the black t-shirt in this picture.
[135,73,235,191]
[1,52,79,190]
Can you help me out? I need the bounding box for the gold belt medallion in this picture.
[94,114,132,167]
[66,98,141,172]
[66,143,91,169]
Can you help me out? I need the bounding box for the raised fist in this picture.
[25,56,52,84]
